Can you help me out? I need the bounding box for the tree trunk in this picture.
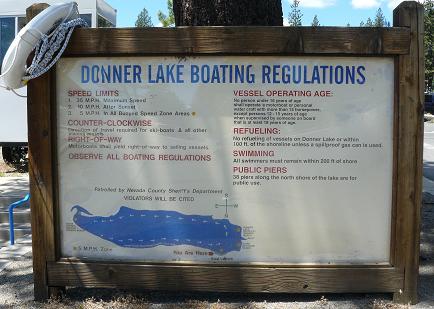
[173,0,283,26]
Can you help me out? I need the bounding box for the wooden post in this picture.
[26,3,61,301]
[26,3,49,21]
[393,1,424,304]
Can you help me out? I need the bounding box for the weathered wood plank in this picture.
[26,3,55,302]
[392,1,424,305]
[48,261,403,293]
[25,2,48,22]
[63,27,410,56]
[27,65,55,301]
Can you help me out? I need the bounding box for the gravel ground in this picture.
[0,202,432,308]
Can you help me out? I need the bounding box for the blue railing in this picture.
[8,194,30,245]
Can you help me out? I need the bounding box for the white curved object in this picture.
[0,2,78,89]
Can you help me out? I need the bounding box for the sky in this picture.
[104,0,406,28]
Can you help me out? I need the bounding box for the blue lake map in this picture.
[72,205,244,255]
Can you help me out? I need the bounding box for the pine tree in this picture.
[374,8,386,27]
[135,7,153,27]
[173,0,283,26]
[425,0,434,91]
[158,0,175,27]
[288,0,303,26]
[360,8,390,28]
[311,15,320,26]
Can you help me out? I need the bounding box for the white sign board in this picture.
[57,56,394,264]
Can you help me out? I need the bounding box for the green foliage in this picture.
[135,7,153,27]
[374,8,386,27]
[288,0,303,26]
[356,1,433,90]
[425,0,434,91]
[360,8,389,27]
[158,0,175,27]
[311,15,320,26]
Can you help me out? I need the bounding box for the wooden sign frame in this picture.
[27,1,423,304]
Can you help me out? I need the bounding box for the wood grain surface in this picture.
[48,261,403,293]
[26,3,56,301]
[392,1,424,305]
[63,27,410,56]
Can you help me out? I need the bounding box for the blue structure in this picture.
[8,193,30,245]
[72,205,244,255]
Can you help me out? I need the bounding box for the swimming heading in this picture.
[81,63,366,85]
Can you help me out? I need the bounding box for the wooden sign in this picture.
[27,2,423,304]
